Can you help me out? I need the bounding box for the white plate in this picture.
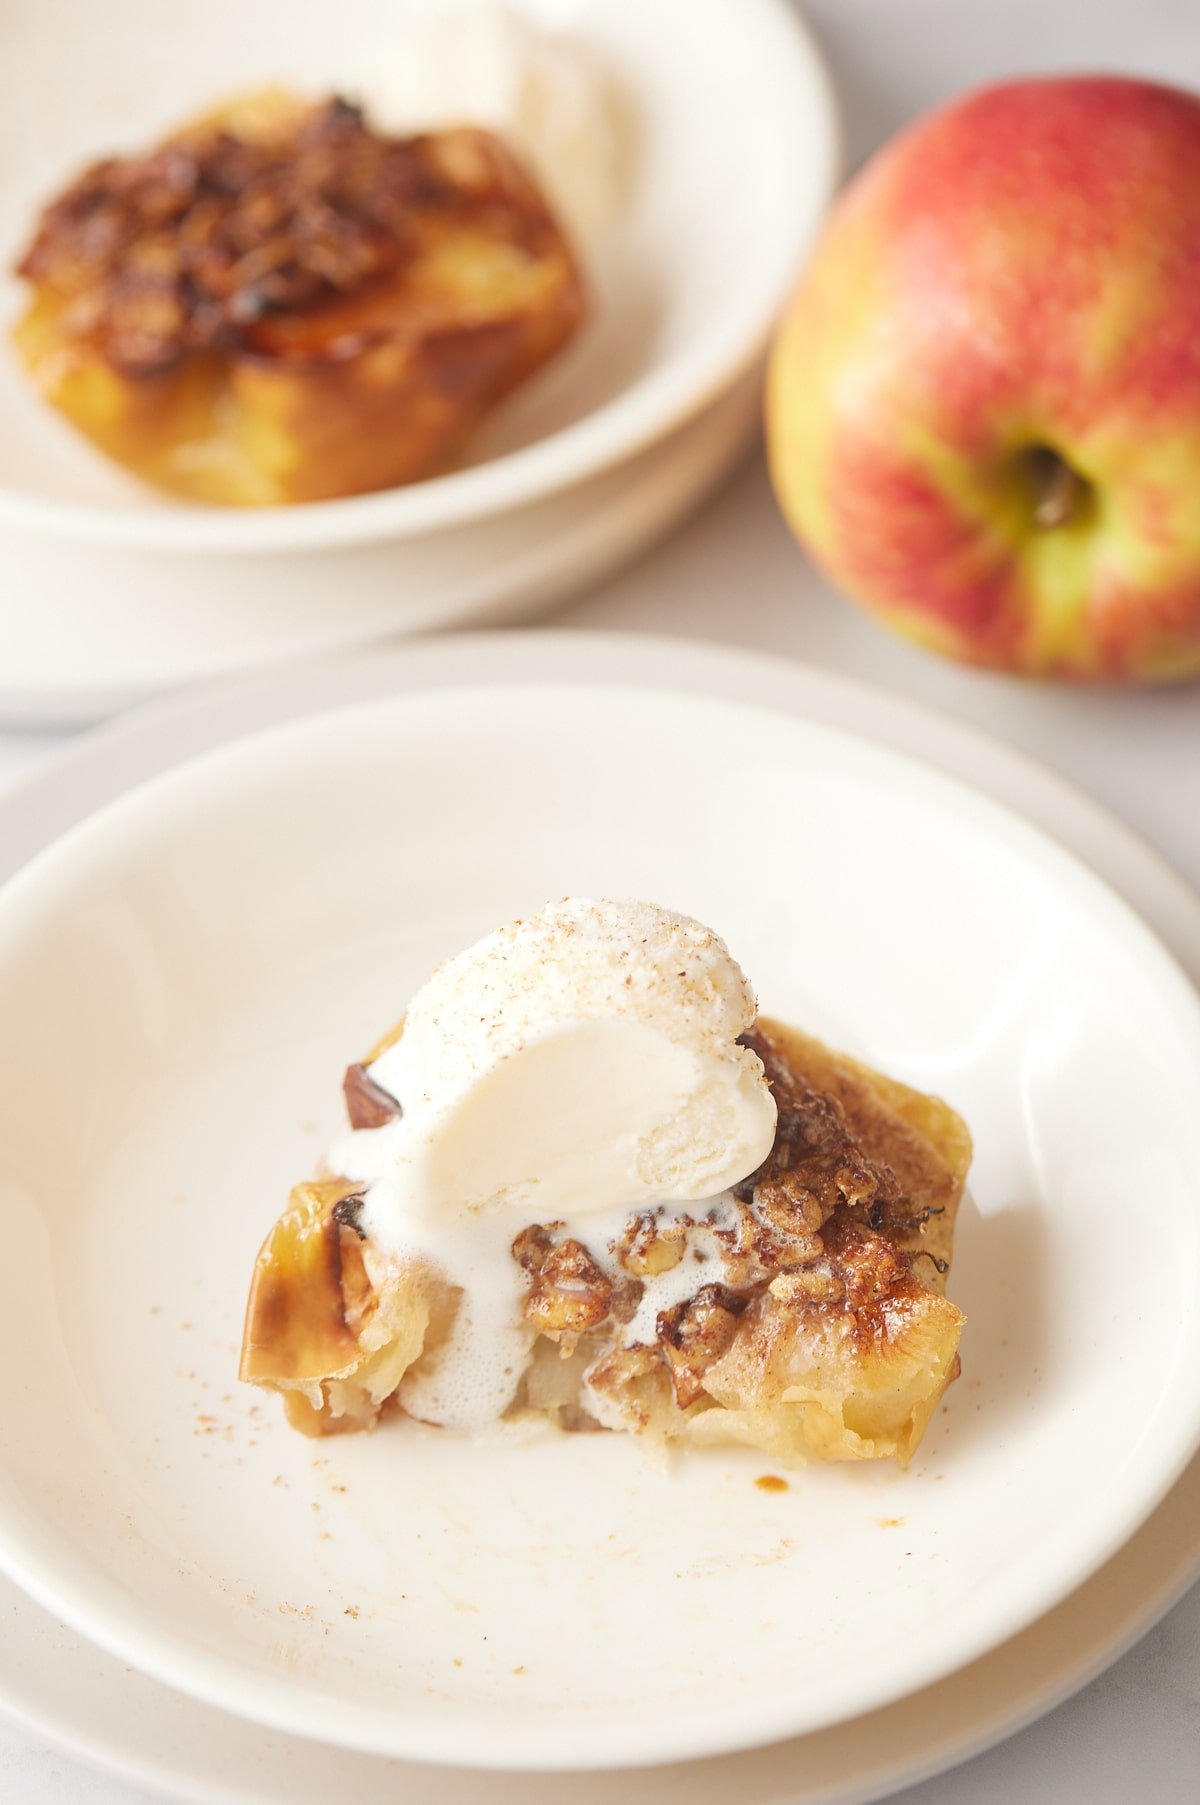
[0,633,1198,1804]
[0,641,1199,1775]
[0,372,760,727]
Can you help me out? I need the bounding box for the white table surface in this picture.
[2,1,1199,1799]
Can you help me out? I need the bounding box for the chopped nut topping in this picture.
[511,1223,554,1276]
[746,1175,826,1262]
[15,98,560,377]
[657,1285,748,1408]
[734,1098,887,1222]
[516,1234,614,1336]
[509,1028,946,1412]
[612,1210,688,1277]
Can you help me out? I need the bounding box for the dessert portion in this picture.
[12,93,586,505]
[241,900,970,1464]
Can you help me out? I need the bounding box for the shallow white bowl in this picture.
[0,0,836,723]
[0,0,837,551]
[0,675,1198,1771]
[2,633,1200,1805]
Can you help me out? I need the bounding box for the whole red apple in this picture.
[767,76,1200,681]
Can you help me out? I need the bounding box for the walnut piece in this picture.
[515,1232,614,1336]
[656,1285,749,1409]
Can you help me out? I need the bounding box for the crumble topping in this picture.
[16,98,564,377]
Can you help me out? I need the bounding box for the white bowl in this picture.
[0,0,837,553]
[0,0,837,723]
[0,674,1198,1771]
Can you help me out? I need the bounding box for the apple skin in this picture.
[767,76,1200,681]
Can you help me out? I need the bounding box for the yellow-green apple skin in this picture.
[767,76,1200,681]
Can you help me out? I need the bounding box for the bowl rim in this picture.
[0,0,840,554]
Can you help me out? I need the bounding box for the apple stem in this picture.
[1032,453,1087,529]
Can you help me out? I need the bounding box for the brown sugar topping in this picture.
[15,98,549,377]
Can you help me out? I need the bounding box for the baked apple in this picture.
[12,94,587,505]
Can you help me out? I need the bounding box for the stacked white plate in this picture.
[0,0,839,722]
[0,633,1199,1804]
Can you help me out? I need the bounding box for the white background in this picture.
[1,0,1199,1798]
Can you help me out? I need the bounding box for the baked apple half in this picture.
[12,94,587,504]
[242,1015,970,1464]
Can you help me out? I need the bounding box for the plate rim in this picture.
[0,634,1199,1774]
[0,630,1198,1803]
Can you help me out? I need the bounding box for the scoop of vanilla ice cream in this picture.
[365,5,625,260]
[344,899,777,1226]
